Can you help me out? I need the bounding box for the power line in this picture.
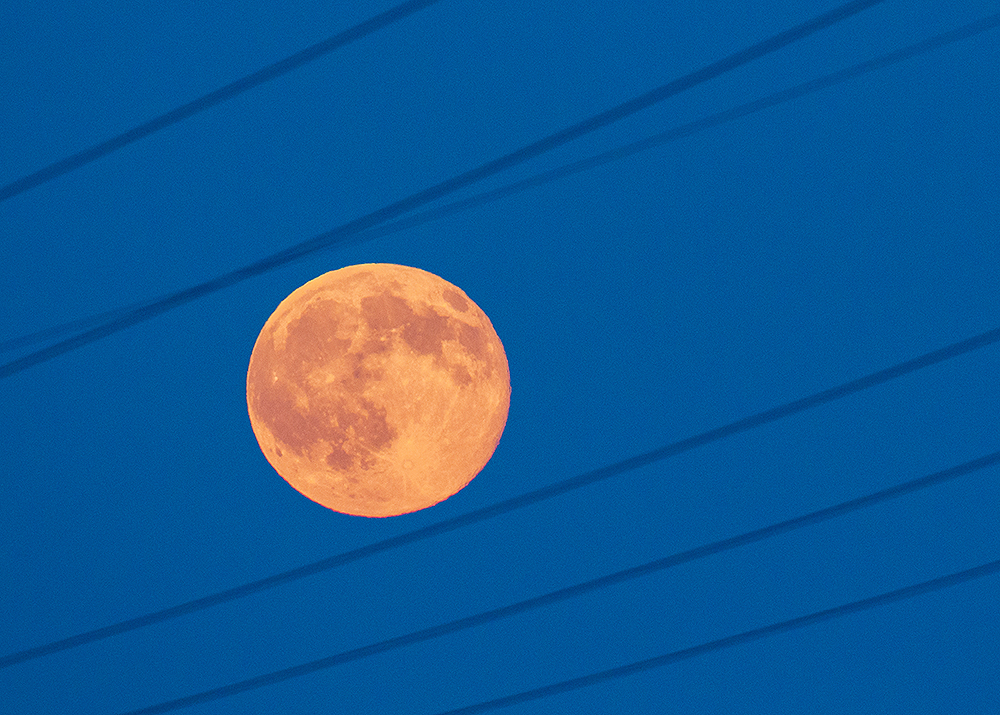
[3,4,990,712]
[8,10,996,359]
[110,450,1000,715]
[0,0,887,381]
[4,324,998,670]
[431,558,1000,715]
[0,305,134,354]
[7,0,990,682]
[0,0,445,204]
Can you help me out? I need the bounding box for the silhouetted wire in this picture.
[0,0,444,205]
[2,13,996,669]
[111,451,1000,715]
[0,0,886,381]
[6,10,995,361]
[0,304,139,353]
[4,322,999,671]
[430,559,1000,715]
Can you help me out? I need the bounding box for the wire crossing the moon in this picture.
[4,325,999,669]
[0,0,887,380]
[0,0,445,205]
[5,11,996,361]
[109,450,1000,714]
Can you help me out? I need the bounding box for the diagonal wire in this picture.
[0,305,137,354]
[112,450,1000,715]
[377,11,999,237]
[433,558,1000,715]
[6,11,997,359]
[4,324,999,670]
[0,0,887,381]
[0,0,445,204]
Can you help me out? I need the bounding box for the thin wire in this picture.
[5,0,992,679]
[432,559,1000,715]
[111,450,1000,715]
[0,0,887,381]
[0,0,445,204]
[4,324,998,670]
[0,305,138,353]
[2,7,994,709]
[9,10,996,358]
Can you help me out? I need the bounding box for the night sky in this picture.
[2,1,998,713]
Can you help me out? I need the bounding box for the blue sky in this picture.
[1,1,998,713]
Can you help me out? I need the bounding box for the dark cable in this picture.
[0,306,135,354]
[111,450,1000,714]
[10,11,996,357]
[0,0,445,204]
[0,0,887,380]
[7,9,997,370]
[432,559,1000,715]
[3,325,998,670]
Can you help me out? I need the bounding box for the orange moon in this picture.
[246,263,510,517]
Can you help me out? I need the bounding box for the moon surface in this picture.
[246,264,511,517]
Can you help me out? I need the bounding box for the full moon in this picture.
[246,263,510,517]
